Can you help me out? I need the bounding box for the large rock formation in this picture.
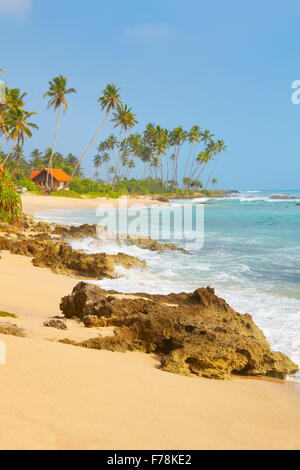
[60,282,298,380]
[59,223,188,253]
[0,236,146,279]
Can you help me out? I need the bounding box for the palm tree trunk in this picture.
[113,128,124,186]
[47,106,62,189]
[3,141,17,165]
[183,143,194,179]
[0,136,8,152]
[204,157,219,189]
[194,163,208,181]
[71,111,109,179]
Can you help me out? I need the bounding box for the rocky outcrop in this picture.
[43,319,67,330]
[62,223,187,253]
[0,322,26,337]
[270,195,297,200]
[60,282,298,380]
[0,236,146,279]
[125,236,188,254]
[7,217,188,254]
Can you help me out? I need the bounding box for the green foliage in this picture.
[0,311,17,319]
[51,190,82,198]
[69,177,105,194]
[0,170,22,223]
[15,177,43,194]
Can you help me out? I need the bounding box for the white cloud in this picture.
[125,23,173,40]
[0,0,32,15]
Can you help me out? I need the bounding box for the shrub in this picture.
[0,311,17,319]
[51,190,82,199]
[15,177,44,194]
[0,168,22,223]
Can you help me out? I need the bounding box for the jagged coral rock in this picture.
[60,282,298,380]
[60,223,188,253]
[0,236,146,279]
[43,319,67,330]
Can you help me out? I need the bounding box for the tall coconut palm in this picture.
[93,153,102,180]
[43,75,76,188]
[152,126,169,182]
[112,104,137,182]
[102,152,110,183]
[29,148,43,169]
[72,84,122,178]
[184,125,201,179]
[3,109,38,164]
[169,126,186,183]
[151,156,160,179]
[0,88,27,151]
[6,88,27,111]
[204,140,227,189]
[191,149,212,180]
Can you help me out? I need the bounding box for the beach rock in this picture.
[270,195,297,200]
[66,224,98,239]
[0,322,26,337]
[125,236,188,254]
[0,222,10,232]
[153,196,170,203]
[43,319,67,330]
[0,236,146,279]
[60,282,298,380]
[82,315,101,328]
[63,223,187,254]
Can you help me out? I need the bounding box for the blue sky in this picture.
[1,0,300,189]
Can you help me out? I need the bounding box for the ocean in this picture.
[36,190,300,381]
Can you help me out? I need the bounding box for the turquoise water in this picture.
[36,190,300,379]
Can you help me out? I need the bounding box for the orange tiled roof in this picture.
[30,169,73,183]
[29,170,41,180]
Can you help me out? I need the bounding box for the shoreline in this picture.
[0,195,299,449]
[1,251,300,450]
[21,193,168,216]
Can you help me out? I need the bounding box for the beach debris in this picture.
[43,319,67,330]
[60,282,298,380]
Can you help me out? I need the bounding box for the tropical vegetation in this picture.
[0,67,227,214]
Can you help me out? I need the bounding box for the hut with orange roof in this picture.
[29,169,73,191]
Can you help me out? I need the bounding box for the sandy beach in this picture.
[0,247,300,450]
[21,193,166,216]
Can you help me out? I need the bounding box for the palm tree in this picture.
[93,153,102,180]
[102,152,110,183]
[169,127,186,183]
[29,148,43,168]
[43,75,76,188]
[204,140,227,188]
[211,178,218,189]
[152,126,169,182]
[184,125,201,179]
[112,104,137,181]
[151,156,160,179]
[191,149,212,180]
[66,153,80,173]
[72,83,122,178]
[0,88,27,151]
[3,109,38,164]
